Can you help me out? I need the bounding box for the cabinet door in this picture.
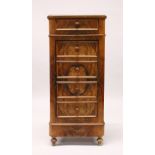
[55,40,100,123]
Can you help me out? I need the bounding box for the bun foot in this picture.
[51,137,57,146]
[97,137,103,145]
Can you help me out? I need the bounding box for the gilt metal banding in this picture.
[57,101,97,104]
[57,55,97,58]
[57,76,97,79]
[56,28,98,31]
[56,60,97,63]
[57,96,96,99]
[57,115,96,118]
[56,81,97,84]
[48,34,105,37]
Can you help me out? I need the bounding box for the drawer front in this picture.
[57,102,96,117]
[56,62,97,77]
[56,82,98,118]
[56,83,97,98]
[55,18,98,34]
[56,41,98,56]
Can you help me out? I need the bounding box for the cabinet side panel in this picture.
[98,18,105,123]
[49,19,56,125]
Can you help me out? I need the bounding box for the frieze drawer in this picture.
[55,18,99,34]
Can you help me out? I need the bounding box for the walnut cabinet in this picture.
[47,15,106,145]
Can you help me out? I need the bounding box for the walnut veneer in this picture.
[47,15,106,145]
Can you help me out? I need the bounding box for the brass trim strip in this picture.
[56,81,97,84]
[56,28,98,31]
[57,96,96,99]
[57,55,97,58]
[57,101,97,104]
[48,34,106,37]
[56,60,97,63]
[50,122,104,126]
[57,76,97,79]
[57,115,96,118]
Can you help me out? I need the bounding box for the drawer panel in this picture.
[55,18,98,34]
[56,62,98,77]
[57,102,97,117]
[56,82,97,98]
[56,41,98,56]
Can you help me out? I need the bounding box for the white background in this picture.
[32,0,122,155]
[0,0,155,155]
